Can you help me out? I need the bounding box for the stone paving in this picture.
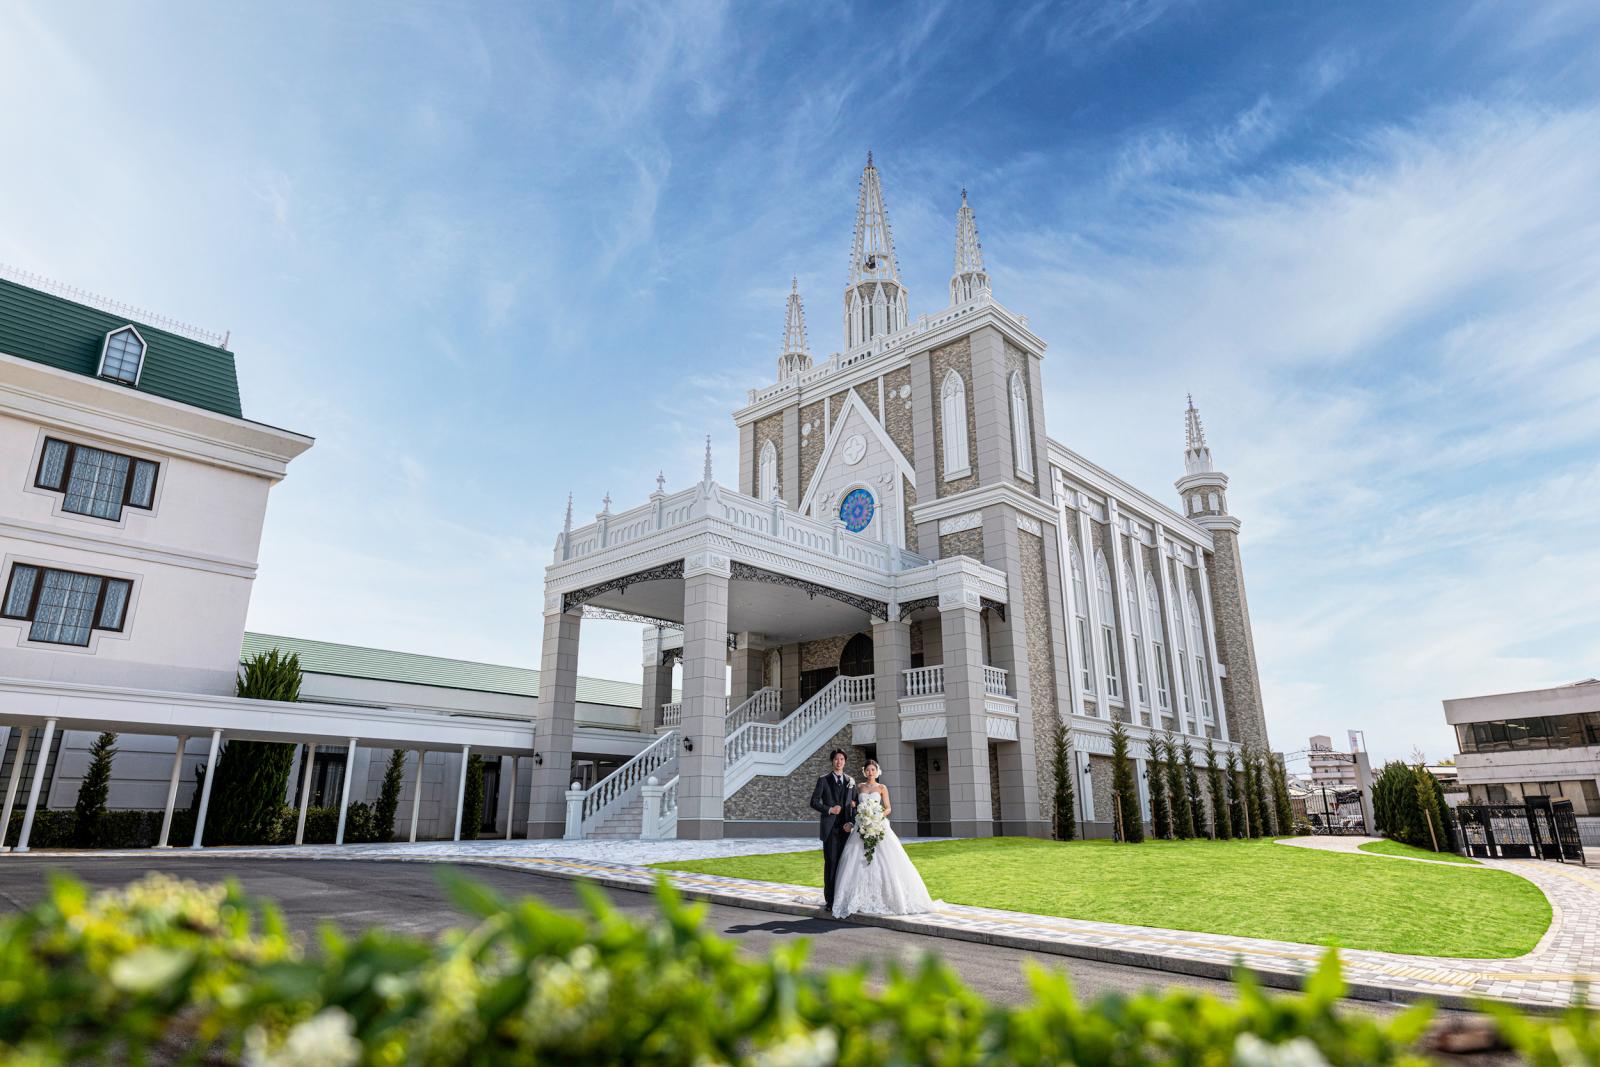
[22,834,1599,1009]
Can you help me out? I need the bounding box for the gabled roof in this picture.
[241,632,647,709]
[0,275,243,418]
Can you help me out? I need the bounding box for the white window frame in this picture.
[1069,541,1094,697]
[758,439,778,501]
[97,325,148,386]
[1188,589,1214,724]
[1009,370,1033,480]
[1124,560,1148,706]
[1145,572,1171,712]
[1094,549,1121,701]
[940,369,970,480]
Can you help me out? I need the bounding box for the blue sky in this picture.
[3,1,1598,767]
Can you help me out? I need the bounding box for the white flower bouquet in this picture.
[854,794,888,865]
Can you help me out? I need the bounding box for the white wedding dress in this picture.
[830,790,936,918]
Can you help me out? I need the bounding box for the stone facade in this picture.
[723,724,867,823]
[799,634,852,673]
[1019,530,1061,830]
[753,411,784,499]
[1206,528,1270,752]
[798,399,826,492]
[938,527,983,561]
[881,365,914,461]
[929,338,978,496]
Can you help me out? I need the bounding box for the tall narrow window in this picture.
[758,440,778,501]
[1124,560,1148,707]
[98,326,147,386]
[1188,590,1214,723]
[34,438,158,522]
[1094,549,1121,700]
[940,369,970,479]
[1009,370,1033,478]
[1069,542,1094,697]
[1145,573,1171,712]
[1172,570,1194,725]
[1,563,132,647]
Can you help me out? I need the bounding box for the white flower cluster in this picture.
[854,793,888,865]
[245,1008,361,1067]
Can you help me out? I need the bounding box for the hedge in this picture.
[1,872,1596,1066]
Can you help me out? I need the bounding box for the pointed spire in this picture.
[562,492,574,538]
[1183,394,1214,475]
[777,276,813,381]
[950,187,989,306]
[703,435,714,484]
[844,152,909,349]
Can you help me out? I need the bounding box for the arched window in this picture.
[1124,560,1148,707]
[1145,574,1172,712]
[758,440,778,501]
[1188,590,1213,723]
[1190,494,1201,514]
[1207,492,1220,512]
[940,370,970,479]
[1094,549,1121,700]
[1009,371,1033,478]
[1172,573,1194,725]
[1069,542,1094,697]
[98,326,147,386]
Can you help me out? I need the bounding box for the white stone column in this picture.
[1153,530,1191,735]
[729,632,767,708]
[0,726,32,852]
[941,590,993,838]
[1076,508,1110,720]
[504,756,517,840]
[295,743,315,845]
[677,554,729,839]
[1130,556,1165,727]
[189,727,222,850]
[334,737,358,845]
[871,617,914,807]
[529,598,581,837]
[1107,503,1142,722]
[14,718,57,854]
[453,744,471,842]
[1075,745,1095,821]
[1196,554,1231,743]
[641,776,664,839]
[408,750,425,843]
[1054,485,1088,720]
[154,734,188,848]
[981,507,1043,836]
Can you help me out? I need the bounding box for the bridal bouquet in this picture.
[854,794,888,865]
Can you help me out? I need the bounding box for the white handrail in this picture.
[571,728,678,838]
[725,674,874,770]
[903,665,944,697]
[726,687,781,731]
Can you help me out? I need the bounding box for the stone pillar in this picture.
[295,743,315,844]
[729,632,767,708]
[1204,526,1269,750]
[640,627,674,732]
[738,418,755,496]
[1153,531,1191,735]
[870,617,914,809]
[966,325,1012,485]
[780,643,801,715]
[0,726,32,851]
[529,599,582,837]
[909,351,938,546]
[677,554,730,839]
[940,597,993,837]
[982,507,1043,836]
[1076,508,1110,720]
[781,407,801,510]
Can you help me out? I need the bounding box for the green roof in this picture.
[241,632,646,709]
[0,276,243,418]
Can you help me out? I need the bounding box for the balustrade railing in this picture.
[569,729,678,838]
[661,702,682,726]
[725,675,874,769]
[726,687,781,731]
[903,665,944,697]
[984,666,1009,696]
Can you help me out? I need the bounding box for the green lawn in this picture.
[655,838,1548,958]
[1358,839,1480,865]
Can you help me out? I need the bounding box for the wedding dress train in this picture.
[830,793,936,918]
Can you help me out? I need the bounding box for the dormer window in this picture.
[98,325,146,385]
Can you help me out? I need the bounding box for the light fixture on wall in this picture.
[533,751,543,766]
[683,736,695,752]
[931,757,941,772]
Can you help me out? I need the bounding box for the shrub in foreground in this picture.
[1,873,1597,1066]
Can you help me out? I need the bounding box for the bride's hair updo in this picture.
[863,758,880,772]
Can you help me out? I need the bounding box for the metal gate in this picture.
[1308,787,1367,835]
[1549,799,1588,866]
[1454,801,1587,864]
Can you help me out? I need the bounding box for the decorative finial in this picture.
[703,435,713,483]
[866,149,873,168]
[961,187,968,203]
[602,491,611,514]
[562,492,573,536]
[950,186,989,306]
[1182,395,1213,475]
[655,470,666,494]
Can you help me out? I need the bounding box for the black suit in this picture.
[810,772,856,908]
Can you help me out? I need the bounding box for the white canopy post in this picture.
[453,744,470,842]
[334,737,358,845]
[295,742,315,845]
[0,726,33,852]
[504,756,517,840]
[154,734,189,848]
[189,728,223,849]
[408,749,425,843]
[15,719,58,854]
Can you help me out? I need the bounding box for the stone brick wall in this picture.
[1206,530,1270,751]
[753,411,784,498]
[1087,753,1114,828]
[799,399,826,493]
[1002,341,1040,492]
[929,338,978,497]
[800,634,851,672]
[723,725,869,821]
[989,742,1002,826]
[902,478,918,554]
[882,365,914,461]
[939,527,983,560]
[1019,530,1062,830]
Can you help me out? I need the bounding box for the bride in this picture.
[830,758,936,918]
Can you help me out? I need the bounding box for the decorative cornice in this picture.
[937,511,982,535]
[909,480,1058,527]
[1015,514,1042,537]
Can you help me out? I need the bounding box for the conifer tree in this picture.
[1270,755,1295,836]
[1051,721,1076,841]
[374,749,407,842]
[1164,732,1194,838]
[72,732,117,847]
[207,650,302,844]
[1181,738,1206,838]
[461,755,485,840]
[1243,750,1265,837]
[1251,751,1274,835]
[1108,721,1143,842]
[1227,749,1248,837]
[1205,740,1232,841]
[1147,735,1172,840]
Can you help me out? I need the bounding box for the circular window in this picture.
[839,488,875,533]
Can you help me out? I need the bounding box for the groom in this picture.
[810,749,856,911]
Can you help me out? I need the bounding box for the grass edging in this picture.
[1357,839,1480,865]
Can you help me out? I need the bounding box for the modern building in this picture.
[532,156,1276,841]
[1444,679,1600,815]
[1306,733,1361,790]
[0,266,654,849]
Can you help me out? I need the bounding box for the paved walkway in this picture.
[15,835,1598,1009]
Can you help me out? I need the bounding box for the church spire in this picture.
[950,187,989,305]
[843,152,909,350]
[1183,394,1212,474]
[777,276,813,381]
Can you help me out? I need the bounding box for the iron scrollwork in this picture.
[562,561,685,614]
[729,561,888,619]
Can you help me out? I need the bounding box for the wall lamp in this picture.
[533,751,543,765]
[683,736,695,752]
